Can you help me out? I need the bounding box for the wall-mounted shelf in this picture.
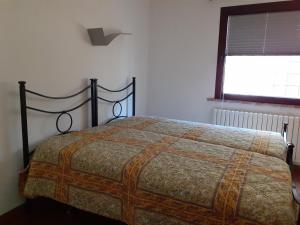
[87,28,131,46]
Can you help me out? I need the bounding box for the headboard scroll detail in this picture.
[97,77,136,124]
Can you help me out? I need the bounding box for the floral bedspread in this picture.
[21,117,297,225]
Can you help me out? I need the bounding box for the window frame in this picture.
[215,0,300,106]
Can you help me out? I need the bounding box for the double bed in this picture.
[18,78,300,225]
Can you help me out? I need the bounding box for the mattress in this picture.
[21,117,297,225]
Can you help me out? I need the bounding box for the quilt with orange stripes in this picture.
[109,117,287,161]
[22,117,297,225]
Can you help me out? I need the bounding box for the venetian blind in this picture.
[226,11,300,55]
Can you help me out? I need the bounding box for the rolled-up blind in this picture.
[226,11,300,55]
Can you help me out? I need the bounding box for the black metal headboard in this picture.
[97,79,135,124]
[19,77,136,168]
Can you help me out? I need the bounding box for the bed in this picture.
[18,78,300,225]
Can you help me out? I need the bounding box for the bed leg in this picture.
[24,199,33,213]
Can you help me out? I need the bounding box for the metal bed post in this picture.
[284,123,295,169]
[283,123,300,214]
[90,79,98,127]
[19,81,30,169]
[132,77,136,116]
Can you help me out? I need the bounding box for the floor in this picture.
[0,198,125,225]
[1,166,300,225]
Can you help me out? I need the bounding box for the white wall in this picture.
[0,0,149,215]
[147,0,299,123]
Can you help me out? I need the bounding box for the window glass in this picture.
[223,56,300,99]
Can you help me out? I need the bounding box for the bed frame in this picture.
[283,124,300,209]
[19,78,135,169]
[18,78,300,222]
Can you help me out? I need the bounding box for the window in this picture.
[215,1,300,105]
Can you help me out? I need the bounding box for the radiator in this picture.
[212,108,300,162]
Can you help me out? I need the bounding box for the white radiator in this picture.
[212,108,300,162]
